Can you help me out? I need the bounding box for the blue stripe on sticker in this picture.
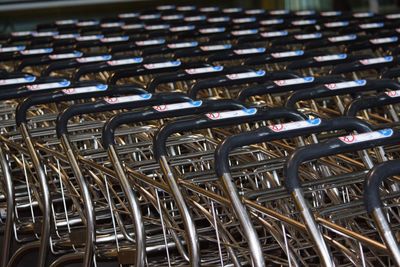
[140,93,152,99]
[25,76,36,82]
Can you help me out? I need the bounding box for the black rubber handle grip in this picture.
[285,128,400,193]
[15,83,146,126]
[146,64,246,93]
[56,91,190,137]
[102,99,247,148]
[331,56,397,74]
[237,76,344,102]
[42,54,112,76]
[188,70,300,99]
[345,92,400,117]
[214,116,373,176]
[0,77,70,101]
[153,107,307,159]
[285,79,400,108]
[73,56,143,81]
[108,60,183,85]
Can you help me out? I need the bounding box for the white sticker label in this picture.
[246,9,265,14]
[271,50,304,58]
[145,24,170,30]
[386,13,400,19]
[107,57,143,66]
[208,17,230,23]
[101,22,124,28]
[223,7,242,13]
[49,51,83,60]
[234,48,265,55]
[185,66,223,75]
[139,14,161,20]
[157,5,175,10]
[359,56,393,65]
[370,36,398,44]
[76,55,112,63]
[325,80,366,90]
[274,77,314,86]
[226,70,265,80]
[270,10,289,15]
[54,33,79,39]
[294,33,322,40]
[62,84,108,95]
[143,60,181,69]
[76,21,99,27]
[104,93,152,104]
[0,76,36,86]
[314,54,347,62]
[206,108,257,120]
[328,34,357,42]
[76,35,103,41]
[135,39,165,46]
[0,46,25,53]
[167,42,198,49]
[170,25,195,32]
[185,16,206,22]
[200,44,232,51]
[339,129,393,144]
[324,21,349,28]
[353,12,373,18]
[20,48,53,55]
[118,13,139,18]
[153,100,202,112]
[292,19,316,26]
[231,29,258,36]
[11,31,32,36]
[32,31,58,37]
[199,27,226,34]
[261,31,288,38]
[177,6,195,11]
[56,19,77,25]
[296,10,315,16]
[269,118,321,132]
[233,17,256,23]
[260,19,284,25]
[26,80,70,91]
[386,90,400,97]
[100,36,129,43]
[321,11,341,16]
[200,7,219,12]
[122,24,144,30]
[359,22,384,29]
[162,15,183,20]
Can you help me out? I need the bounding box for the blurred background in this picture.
[1,0,400,33]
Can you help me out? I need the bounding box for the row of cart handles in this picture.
[2,4,400,267]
